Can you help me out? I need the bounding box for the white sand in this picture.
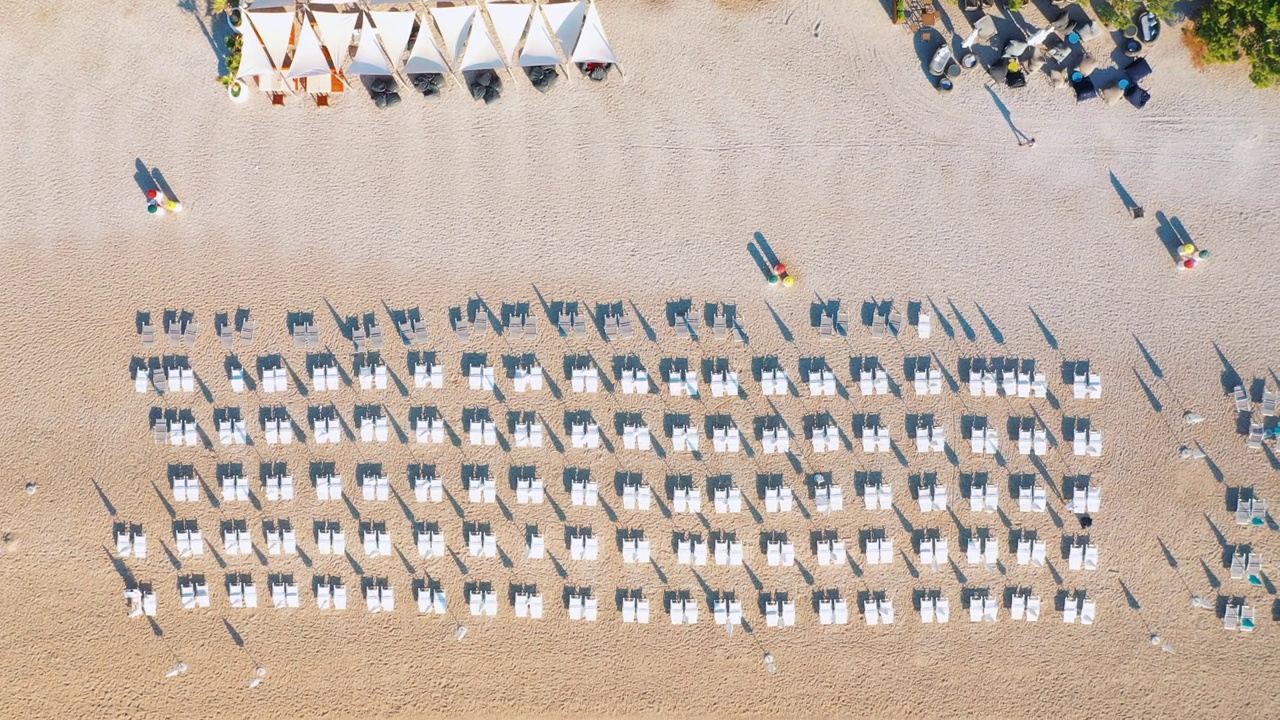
[0,0,1279,717]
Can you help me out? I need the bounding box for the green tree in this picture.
[1194,0,1280,87]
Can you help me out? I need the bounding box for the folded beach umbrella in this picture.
[236,21,277,79]
[487,2,534,65]
[245,9,295,68]
[286,20,331,79]
[371,11,416,70]
[404,12,451,75]
[570,2,617,67]
[460,11,507,72]
[432,5,478,68]
[541,1,587,59]
[347,15,394,76]
[313,11,360,70]
[519,6,563,67]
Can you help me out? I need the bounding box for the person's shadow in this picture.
[985,85,1031,145]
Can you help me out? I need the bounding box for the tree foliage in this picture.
[1193,0,1280,87]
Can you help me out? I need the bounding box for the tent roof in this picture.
[518,9,562,67]
[286,20,331,78]
[236,22,277,79]
[313,11,359,69]
[370,11,416,69]
[245,0,294,8]
[571,2,617,65]
[346,19,393,76]
[487,2,533,64]
[460,14,506,71]
[245,9,296,67]
[404,16,450,74]
[541,1,586,59]
[430,5,476,66]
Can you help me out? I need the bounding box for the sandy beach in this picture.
[0,0,1278,717]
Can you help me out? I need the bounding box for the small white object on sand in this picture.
[24,483,36,495]
[1183,412,1206,425]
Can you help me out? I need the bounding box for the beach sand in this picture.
[0,0,1278,717]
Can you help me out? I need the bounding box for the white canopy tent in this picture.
[459,12,507,72]
[286,20,331,80]
[431,6,477,68]
[313,11,360,70]
[541,1,586,59]
[571,2,618,67]
[404,14,451,75]
[518,8,563,67]
[245,10,296,69]
[371,11,416,71]
[487,2,533,65]
[236,21,277,79]
[346,17,394,76]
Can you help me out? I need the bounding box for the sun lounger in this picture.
[1234,385,1250,412]
[912,369,929,396]
[870,311,887,339]
[982,372,998,396]
[913,308,931,339]
[1000,371,1016,397]
[814,483,843,514]
[818,600,836,625]
[1223,603,1240,630]
[1240,604,1256,631]
[1084,544,1099,570]
[1078,599,1096,625]
[167,320,181,346]
[1033,429,1047,454]
[1262,389,1278,417]
[1027,540,1045,567]
[1248,422,1264,450]
[817,312,834,338]
[1086,373,1101,399]
[140,322,156,347]
[1235,497,1267,526]
[1010,593,1025,621]
[219,322,233,349]
[1026,372,1045,398]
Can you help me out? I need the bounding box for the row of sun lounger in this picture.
[136,351,1096,406]
[158,456,1108,521]
[151,408,1103,461]
[132,575,1118,625]
[136,504,1117,578]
